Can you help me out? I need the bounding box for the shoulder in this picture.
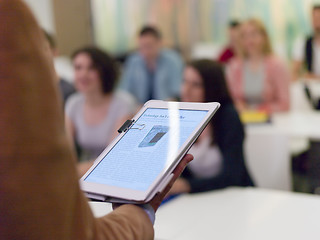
[217,103,240,122]
[265,55,286,67]
[112,94,129,109]
[65,93,84,118]
[160,49,183,63]
[215,103,244,144]
[265,55,289,74]
[215,103,243,133]
[125,52,143,65]
[123,52,143,69]
[114,90,138,113]
[111,93,133,117]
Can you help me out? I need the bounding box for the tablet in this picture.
[80,100,220,203]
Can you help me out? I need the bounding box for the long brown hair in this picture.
[187,59,233,145]
[188,60,233,105]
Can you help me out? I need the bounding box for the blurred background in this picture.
[23,0,320,194]
[24,0,318,58]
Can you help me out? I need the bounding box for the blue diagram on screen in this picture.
[138,125,169,148]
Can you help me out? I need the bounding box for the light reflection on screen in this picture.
[85,106,208,191]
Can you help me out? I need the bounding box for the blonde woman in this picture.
[227,19,290,113]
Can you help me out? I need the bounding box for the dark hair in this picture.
[188,59,232,105]
[139,26,162,39]
[71,47,118,94]
[187,59,233,144]
[229,20,241,28]
[43,30,56,49]
[313,5,320,11]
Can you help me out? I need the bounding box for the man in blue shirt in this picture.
[119,26,184,104]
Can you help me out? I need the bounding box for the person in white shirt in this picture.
[292,5,320,80]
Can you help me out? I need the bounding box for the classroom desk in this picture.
[89,187,320,240]
[246,111,320,141]
[252,80,320,153]
[244,111,320,190]
[246,111,320,160]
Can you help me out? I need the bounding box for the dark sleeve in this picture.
[185,105,251,193]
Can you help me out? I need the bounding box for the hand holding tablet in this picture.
[80,100,220,204]
[148,153,194,211]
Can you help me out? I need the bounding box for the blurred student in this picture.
[168,60,254,195]
[218,20,241,64]
[43,31,75,106]
[292,5,320,110]
[65,47,131,170]
[227,19,290,114]
[119,26,184,104]
[293,5,320,80]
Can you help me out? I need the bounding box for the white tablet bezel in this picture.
[80,100,220,202]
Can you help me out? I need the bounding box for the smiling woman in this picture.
[226,19,291,114]
[168,59,254,195]
[65,47,132,165]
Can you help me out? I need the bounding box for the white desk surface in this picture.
[89,187,320,240]
[245,111,320,155]
[246,111,320,140]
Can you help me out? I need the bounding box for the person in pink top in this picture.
[226,19,291,114]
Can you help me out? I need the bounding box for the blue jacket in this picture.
[119,49,184,103]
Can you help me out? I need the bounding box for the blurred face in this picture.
[138,34,161,63]
[181,66,205,103]
[241,23,265,56]
[73,53,102,94]
[313,9,320,35]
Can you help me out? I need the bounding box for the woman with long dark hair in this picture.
[169,59,254,194]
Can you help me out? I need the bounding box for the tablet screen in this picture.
[84,108,208,191]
